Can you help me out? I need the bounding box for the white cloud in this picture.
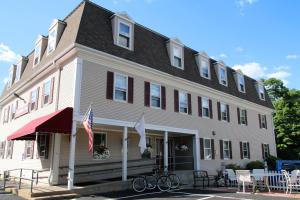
[286,54,299,60]
[233,62,265,79]
[3,77,8,84]
[235,46,244,53]
[219,53,227,59]
[0,43,19,63]
[266,70,291,85]
[274,65,290,71]
[237,0,258,7]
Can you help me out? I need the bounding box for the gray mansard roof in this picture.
[1,0,274,109]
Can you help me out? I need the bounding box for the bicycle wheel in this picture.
[132,176,146,192]
[145,175,157,190]
[168,174,180,189]
[157,175,171,191]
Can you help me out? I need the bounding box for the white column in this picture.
[164,131,168,172]
[122,126,128,181]
[67,121,77,190]
[50,134,62,185]
[193,131,200,171]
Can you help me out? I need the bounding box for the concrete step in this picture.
[30,193,80,200]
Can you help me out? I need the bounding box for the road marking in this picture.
[117,191,164,199]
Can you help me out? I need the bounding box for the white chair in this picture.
[225,169,237,186]
[236,170,255,193]
[282,170,300,194]
[252,169,265,181]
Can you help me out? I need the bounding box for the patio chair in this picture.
[193,170,215,188]
[236,170,255,193]
[252,169,265,189]
[281,170,300,194]
[224,169,237,186]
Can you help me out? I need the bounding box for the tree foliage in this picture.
[264,78,300,159]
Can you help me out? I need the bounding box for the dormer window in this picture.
[237,73,245,93]
[196,52,211,79]
[167,38,184,69]
[219,66,227,86]
[47,28,57,55]
[47,19,66,55]
[173,46,182,68]
[15,62,22,82]
[258,83,265,100]
[34,42,42,66]
[7,65,16,88]
[112,13,134,51]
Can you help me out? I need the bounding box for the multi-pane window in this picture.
[118,22,131,48]
[223,140,230,159]
[262,144,270,159]
[219,67,227,86]
[261,114,267,129]
[237,73,245,92]
[43,80,51,105]
[202,98,210,118]
[179,91,188,114]
[15,62,22,82]
[11,101,17,120]
[221,103,228,121]
[114,74,128,101]
[3,106,10,123]
[37,134,49,159]
[150,83,161,108]
[47,28,57,54]
[24,141,34,159]
[240,109,247,125]
[6,141,14,159]
[7,67,14,88]
[204,138,212,160]
[34,43,41,66]
[93,133,108,159]
[200,58,210,79]
[0,141,6,159]
[258,84,265,100]
[242,142,249,159]
[30,89,38,111]
[173,46,183,69]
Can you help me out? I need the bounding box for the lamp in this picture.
[13,93,26,103]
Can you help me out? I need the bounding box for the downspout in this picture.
[48,61,62,185]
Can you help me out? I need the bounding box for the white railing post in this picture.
[164,131,168,173]
[122,126,128,181]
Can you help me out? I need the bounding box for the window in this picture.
[7,66,14,88]
[150,83,161,108]
[221,103,228,121]
[93,133,108,159]
[15,62,22,82]
[11,101,17,120]
[258,84,265,100]
[24,141,34,159]
[223,140,230,159]
[142,136,153,159]
[114,74,128,102]
[239,109,247,125]
[242,142,250,159]
[0,141,5,159]
[43,80,51,105]
[200,57,210,79]
[202,98,210,118]
[118,22,131,49]
[219,67,227,86]
[260,114,267,129]
[204,138,212,160]
[47,28,57,54]
[262,144,270,159]
[34,43,42,66]
[3,106,10,123]
[173,45,183,68]
[179,91,188,114]
[37,134,49,159]
[6,141,14,159]
[30,88,39,111]
[237,73,245,92]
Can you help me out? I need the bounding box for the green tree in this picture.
[264,78,288,101]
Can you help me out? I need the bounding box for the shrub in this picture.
[225,163,243,171]
[246,160,264,170]
[265,155,279,170]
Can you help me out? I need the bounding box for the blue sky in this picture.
[0,0,299,92]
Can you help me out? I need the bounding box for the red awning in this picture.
[7,107,73,140]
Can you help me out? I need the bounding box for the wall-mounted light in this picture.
[212,131,216,136]
[13,93,26,103]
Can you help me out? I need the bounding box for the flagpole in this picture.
[134,111,145,128]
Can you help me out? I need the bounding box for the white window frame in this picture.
[15,62,22,83]
[43,79,51,105]
[30,88,38,111]
[203,138,212,160]
[200,57,210,79]
[24,141,34,159]
[7,68,13,88]
[222,140,230,160]
[0,141,5,159]
[113,73,128,102]
[261,114,267,129]
[93,132,108,160]
[218,66,228,86]
[240,108,247,125]
[150,83,161,109]
[172,45,183,69]
[6,141,14,159]
[242,141,249,159]
[11,101,17,120]
[258,84,265,100]
[179,91,188,114]
[47,26,57,55]
[33,42,42,66]
[237,73,245,93]
[263,143,270,158]
[202,97,210,118]
[117,20,132,50]
[221,103,228,122]
[37,134,49,159]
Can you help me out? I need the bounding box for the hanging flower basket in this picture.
[93,145,110,160]
[175,144,189,152]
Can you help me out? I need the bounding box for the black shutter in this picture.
[200,138,204,160]
[209,99,213,119]
[198,96,202,117]
[247,142,250,159]
[245,110,248,125]
[219,140,224,159]
[188,93,192,115]
[217,102,221,121]
[161,86,166,110]
[237,107,241,124]
[229,141,232,159]
[144,82,150,107]
[106,71,114,100]
[227,104,230,122]
[262,143,265,159]
[128,77,134,104]
[258,114,262,129]
[240,142,243,159]
[174,90,179,112]
[45,135,50,159]
[211,139,215,160]
[267,144,270,157]
[265,115,268,129]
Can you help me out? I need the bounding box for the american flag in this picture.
[83,106,93,153]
